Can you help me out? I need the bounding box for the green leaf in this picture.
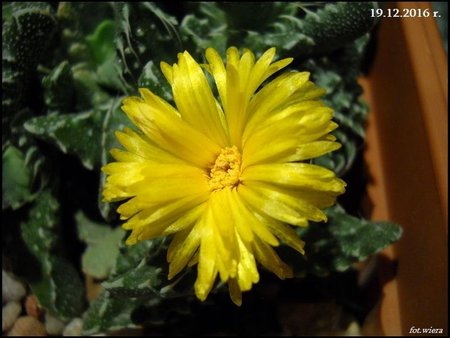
[76,211,125,279]
[296,2,379,56]
[138,60,173,102]
[115,3,181,87]
[20,190,60,254]
[100,99,133,163]
[86,20,116,66]
[2,2,57,71]
[2,2,13,21]
[282,205,403,277]
[103,238,195,300]
[327,207,402,266]
[30,254,86,321]
[24,111,103,170]
[2,2,58,143]
[313,130,358,177]
[179,3,228,58]
[2,145,34,210]
[71,64,111,109]
[242,2,378,58]
[98,98,135,220]
[306,35,370,176]
[192,2,378,59]
[4,107,53,200]
[96,54,129,93]
[83,239,196,334]
[85,19,128,93]
[42,61,75,113]
[3,106,53,209]
[110,240,153,277]
[102,259,165,299]
[81,228,124,279]
[18,190,85,320]
[243,18,312,57]
[56,2,115,38]
[218,2,286,31]
[76,211,112,245]
[223,3,312,56]
[82,290,141,335]
[23,97,132,172]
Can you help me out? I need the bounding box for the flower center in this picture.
[208,146,241,191]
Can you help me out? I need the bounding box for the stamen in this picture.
[208,146,241,191]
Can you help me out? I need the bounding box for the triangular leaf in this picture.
[76,211,125,279]
[82,291,141,335]
[2,145,34,210]
[103,238,195,300]
[280,205,403,277]
[12,190,86,320]
[24,111,103,170]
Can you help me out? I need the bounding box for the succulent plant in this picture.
[2,2,401,335]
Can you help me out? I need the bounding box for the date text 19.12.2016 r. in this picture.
[370,8,441,18]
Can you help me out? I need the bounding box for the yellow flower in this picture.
[102,47,346,306]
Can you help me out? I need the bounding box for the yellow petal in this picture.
[242,118,300,168]
[121,193,207,231]
[102,182,130,202]
[238,185,308,226]
[286,140,341,162]
[209,191,239,280]
[225,63,244,147]
[228,278,242,306]
[122,90,220,167]
[172,51,228,146]
[235,233,259,291]
[101,162,146,201]
[243,101,326,142]
[242,163,346,194]
[246,48,291,99]
[195,215,218,301]
[168,224,202,279]
[248,182,327,223]
[238,48,255,94]
[286,81,327,103]
[130,177,209,205]
[102,162,145,182]
[139,163,207,180]
[265,220,305,255]
[263,57,293,82]
[205,47,227,109]
[232,188,279,246]
[248,181,339,213]
[252,237,293,279]
[163,203,206,235]
[114,128,185,164]
[223,188,254,243]
[226,46,240,67]
[248,47,275,87]
[160,61,173,85]
[266,100,327,123]
[246,72,310,129]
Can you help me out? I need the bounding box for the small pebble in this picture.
[2,271,26,303]
[45,312,65,336]
[344,321,362,336]
[63,318,83,336]
[2,302,22,332]
[25,294,43,319]
[7,316,46,336]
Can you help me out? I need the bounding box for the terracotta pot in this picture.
[360,2,447,335]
